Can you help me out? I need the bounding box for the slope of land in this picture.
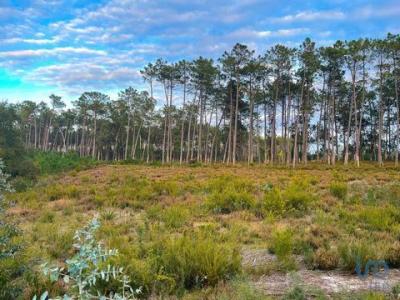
[7,163,400,299]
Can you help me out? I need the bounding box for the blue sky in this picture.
[0,0,399,104]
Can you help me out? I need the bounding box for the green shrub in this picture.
[356,206,394,231]
[39,211,55,223]
[283,182,314,213]
[205,175,255,213]
[46,231,74,260]
[101,210,116,221]
[155,232,241,290]
[270,228,296,270]
[32,151,97,175]
[338,240,375,272]
[206,189,255,214]
[385,242,400,267]
[392,283,400,299]
[40,218,139,299]
[207,176,254,194]
[270,229,293,260]
[45,185,64,201]
[313,247,339,270]
[161,205,190,228]
[65,186,80,199]
[329,181,347,200]
[153,180,179,196]
[257,187,284,217]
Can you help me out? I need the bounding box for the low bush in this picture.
[329,181,347,200]
[257,187,285,217]
[161,205,190,229]
[270,228,293,259]
[153,180,180,197]
[385,242,400,267]
[270,228,296,270]
[46,231,74,260]
[206,189,255,214]
[154,232,241,291]
[32,151,97,175]
[338,240,375,272]
[313,247,339,270]
[45,185,65,202]
[206,175,254,194]
[39,218,139,299]
[283,181,314,213]
[205,176,255,213]
[356,206,395,231]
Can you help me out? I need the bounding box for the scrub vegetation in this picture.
[4,162,400,299]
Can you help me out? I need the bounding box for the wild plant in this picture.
[37,218,141,299]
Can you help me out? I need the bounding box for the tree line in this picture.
[3,33,400,167]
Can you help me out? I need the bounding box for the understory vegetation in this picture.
[4,162,400,299]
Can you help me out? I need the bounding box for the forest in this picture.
[2,33,400,167]
[2,33,400,300]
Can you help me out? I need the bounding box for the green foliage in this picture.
[283,180,314,213]
[40,218,140,299]
[270,228,293,259]
[357,206,395,231]
[270,228,296,270]
[312,247,340,270]
[329,181,347,200]
[338,240,375,272]
[32,151,97,175]
[154,232,241,291]
[282,286,306,300]
[0,158,25,298]
[257,179,315,217]
[392,283,400,299]
[257,187,284,217]
[46,230,74,260]
[0,103,37,178]
[161,205,190,229]
[101,210,116,221]
[205,176,255,213]
[206,189,255,214]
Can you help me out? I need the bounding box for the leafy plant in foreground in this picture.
[37,218,141,299]
[0,158,25,299]
[0,158,19,259]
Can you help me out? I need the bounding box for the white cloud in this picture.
[355,4,400,19]
[0,47,107,58]
[271,10,345,23]
[1,37,59,44]
[227,28,310,40]
[26,62,141,93]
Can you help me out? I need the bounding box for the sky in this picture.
[0,0,399,104]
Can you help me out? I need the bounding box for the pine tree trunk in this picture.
[179,81,186,164]
[125,108,131,160]
[233,78,240,165]
[286,80,292,166]
[248,75,254,164]
[390,51,399,166]
[378,54,384,167]
[197,89,203,162]
[271,75,279,165]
